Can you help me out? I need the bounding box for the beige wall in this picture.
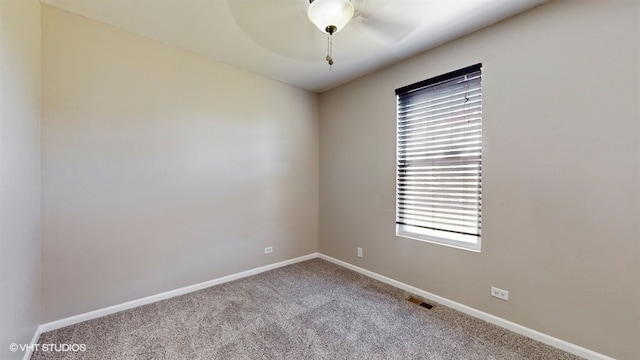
[41,6,319,322]
[319,1,639,358]
[0,0,42,358]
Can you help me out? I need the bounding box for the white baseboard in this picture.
[318,254,614,360]
[25,252,613,360]
[29,253,318,350]
[21,325,42,360]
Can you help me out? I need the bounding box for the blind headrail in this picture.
[395,63,482,95]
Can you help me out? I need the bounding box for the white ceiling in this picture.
[41,0,549,93]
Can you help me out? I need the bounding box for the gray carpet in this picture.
[33,259,582,359]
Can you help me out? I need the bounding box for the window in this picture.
[395,64,482,252]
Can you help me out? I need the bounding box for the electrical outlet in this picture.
[264,246,273,254]
[357,247,363,258]
[491,286,509,301]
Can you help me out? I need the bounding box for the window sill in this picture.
[396,226,481,253]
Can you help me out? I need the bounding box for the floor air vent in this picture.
[407,296,434,309]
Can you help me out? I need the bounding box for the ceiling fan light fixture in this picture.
[307,0,355,34]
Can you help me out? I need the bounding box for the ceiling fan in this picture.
[307,0,354,66]
[227,0,419,67]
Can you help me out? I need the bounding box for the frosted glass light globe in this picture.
[307,0,355,34]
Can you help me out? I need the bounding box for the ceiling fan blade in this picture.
[227,0,325,60]
[352,1,422,45]
[354,13,418,45]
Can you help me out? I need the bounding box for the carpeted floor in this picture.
[33,259,583,359]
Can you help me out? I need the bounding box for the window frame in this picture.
[395,64,483,252]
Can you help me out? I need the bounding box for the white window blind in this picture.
[395,64,482,251]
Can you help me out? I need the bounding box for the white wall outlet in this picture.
[264,246,273,254]
[491,286,509,301]
[357,247,363,258]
